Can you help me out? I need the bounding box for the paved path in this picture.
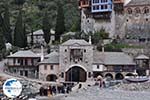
[53,86,150,100]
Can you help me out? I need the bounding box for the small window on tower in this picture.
[65,49,67,52]
[127,8,132,14]
[61,72,64,78]
[97,65,99,69]
[51,65,54,70]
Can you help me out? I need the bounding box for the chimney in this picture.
[102,44,105,53]
[10,52,12,55]
[89,35,92,44]
[41,45,44,61]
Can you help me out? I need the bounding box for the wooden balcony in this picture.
[79,0,90,9]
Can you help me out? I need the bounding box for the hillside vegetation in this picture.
[0,0,80,32]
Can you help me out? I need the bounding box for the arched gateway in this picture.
[65,66,87,82]
[46,74,57,82]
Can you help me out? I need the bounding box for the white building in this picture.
[27,29,55,46]
[38,39,138,82]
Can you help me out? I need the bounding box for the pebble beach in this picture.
[54,86,150,100]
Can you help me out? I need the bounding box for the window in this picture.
[44,65,47,70]
[93,5,99,10]
[97,65,99,69]
[65,49,67,52]
[13,69,16,73]
[25,59,28,65]
[135,7,141,14]
[143,7,149,14]
[93,0,99,3]
[127,8,132,14]
[20,70,23,76]
[50,65,54,70]
[61,72,64,78]
[17,59,19,63]
[88,72,92,78]
[20,59,23,65]
[101,5,107,10]
[31,59,34,65]
[13,59,16,65]
[84,49,86,53]
[25,71,28,77]
[101,0,108,3]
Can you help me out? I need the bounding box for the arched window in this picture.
[135,7,141,14]
[143,7,149,14]
[127,8,132,14]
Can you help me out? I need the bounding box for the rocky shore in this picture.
[54,86,150,100]
[113,82,150,92]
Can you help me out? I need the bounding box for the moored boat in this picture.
[125,77,149,83]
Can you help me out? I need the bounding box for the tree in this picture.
[92,28,109,44]
[14,0,25,6]
[42,10,50,44]
[23,23,27,47]
[0,28,5,50]
[14,10,25,48]
[0,26,6,60]
[2,6,12,43]
[30,29,34,46]
[55,2,65,42]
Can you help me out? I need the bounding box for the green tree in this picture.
[2,6,12,43]
[0,25,6,60]
[55,2,65,42]
[42,10,50,44]
[14,10,25,48]
[23,23,27,47]
[92,28,109,44]
[0,28,5,51]
[30,29,34,46]
[14,0,25,6]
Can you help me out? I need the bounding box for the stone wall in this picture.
[80,4,150,40]
[59,44,93,81]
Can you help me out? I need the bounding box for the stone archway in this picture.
[105,73,113,79]
[126,73,134,77]
[115,73,124,80]
[46,74,57,82]
[65,66,87,82]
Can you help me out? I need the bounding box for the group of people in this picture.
[95,76,106,88]
[39,84,72,96]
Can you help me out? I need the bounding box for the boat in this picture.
[125,77,149,83]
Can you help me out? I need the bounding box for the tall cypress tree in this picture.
[14,10,25,48]
[0,16,5,59]
[30,29,34,46]
[14,0,25,6]
[42,10,50,44]
[0,14,5,51]
[23,23,27,47]
[2,6,12,43]
[0,28,5,51]
[55,2,65,42]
